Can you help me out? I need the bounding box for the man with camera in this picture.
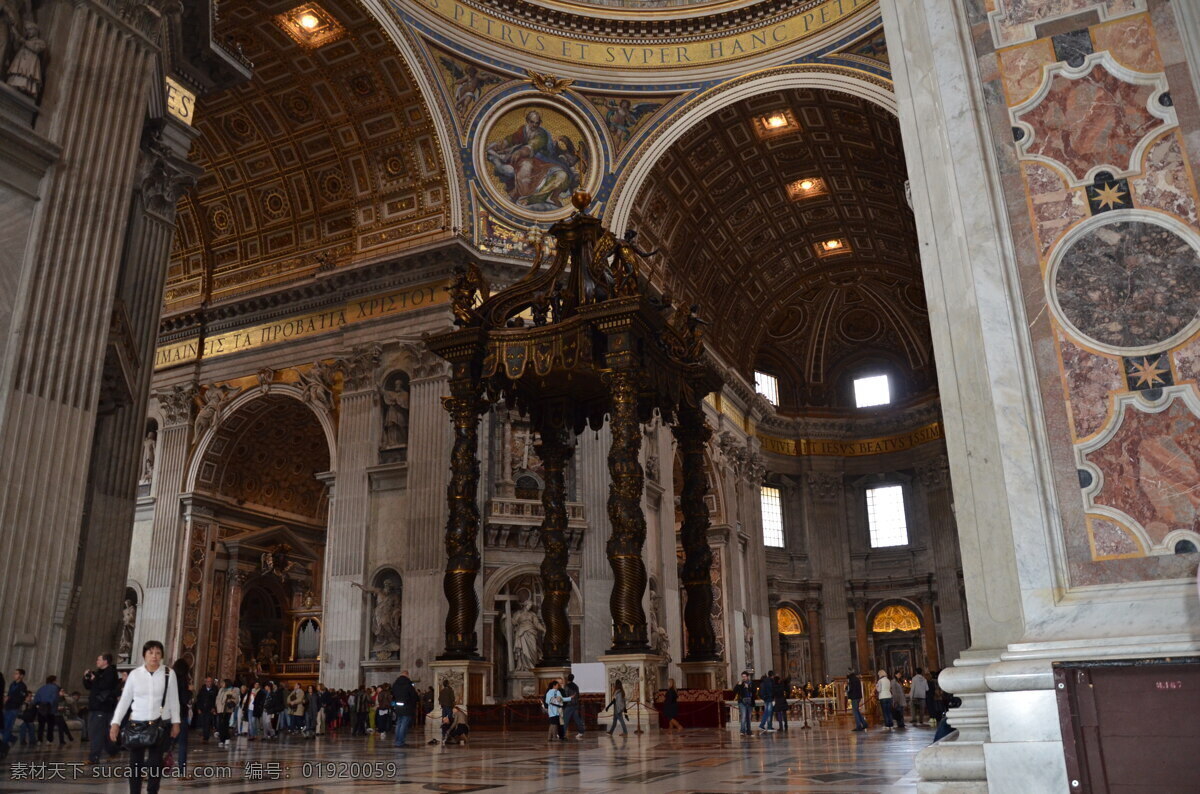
[84,654,120,764]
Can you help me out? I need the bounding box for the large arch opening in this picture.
[184,391,332,685]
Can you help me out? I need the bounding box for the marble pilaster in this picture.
[322,345,379,689]
[0,0,163,678]
[399,354,452,671]
[578,425,614,661]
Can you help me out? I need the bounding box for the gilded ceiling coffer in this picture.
[427,190,724,665]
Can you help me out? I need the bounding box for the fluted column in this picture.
[322,345,379,689]
[535,427,572,666]
[401,352,452,668]
[806,471,851,678]
[0,0,167,678]
[141,384,196,652]
[673,403,718,662]
[439,380,486,659]
[62,123,199,682]
[604,368,649,653]
[578,424,613,659]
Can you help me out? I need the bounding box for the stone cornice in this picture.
[758,397,942,440]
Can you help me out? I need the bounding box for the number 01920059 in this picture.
[299,762,398,778]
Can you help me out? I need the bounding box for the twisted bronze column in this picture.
[605,369,650,653]
[440,384,484,659]
[536,427,572,666]
[673,402,719,661]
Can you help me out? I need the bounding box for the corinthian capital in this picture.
[155,383,197,426]
[338,343,382,392]
[806,471,841,501]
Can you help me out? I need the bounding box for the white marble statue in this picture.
[117,599,136,663]
[139,431,156,483]
[508,598,544,672]
[743,612,754,672]
[647,583,671,661]
[353,576,402,657]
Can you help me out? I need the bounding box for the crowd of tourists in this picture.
[2,643,471,792]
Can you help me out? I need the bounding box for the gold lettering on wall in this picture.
[411,0,875,69]
[164,77,196,125]
[756,421,944,458]
[154,279,448,370]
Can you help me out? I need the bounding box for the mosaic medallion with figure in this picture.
[480,102,594,218]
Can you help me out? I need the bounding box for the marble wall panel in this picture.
[1056,330,1121,438]
[1130,131,1200,228]
[990,8,1200,585]
[1023,162,1089,257]
[1082,393,1200,549]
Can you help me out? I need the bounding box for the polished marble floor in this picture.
[0,720,929,792]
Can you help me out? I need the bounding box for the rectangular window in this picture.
[755,371,779,405]
[761,486,784,547]
[866,485,908,547]
[853,374,890,407]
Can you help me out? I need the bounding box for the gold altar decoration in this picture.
[426,191,724,670]
[777,607,805,635]
[871,604,921,633]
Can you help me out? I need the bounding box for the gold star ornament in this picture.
[1128,357,1167,388]
[1092,182,1127,210]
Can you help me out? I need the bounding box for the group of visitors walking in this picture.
[732,670,795,735]
[847,667,946,732]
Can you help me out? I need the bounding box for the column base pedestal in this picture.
[428,659,493,706]
[602,653,667,730]
[679,660,724,690]
[530,665,572,697]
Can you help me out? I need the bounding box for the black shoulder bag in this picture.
[121,668,170,750]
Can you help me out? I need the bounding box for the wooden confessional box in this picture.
[1053,658,1200,793]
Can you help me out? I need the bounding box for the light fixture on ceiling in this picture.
[815,237,851,257]
[756,109,799,138]
[276,4,345,49]
[786,176,826,200]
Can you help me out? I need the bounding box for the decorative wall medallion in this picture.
[1047,213,1200,355]
[1123,353,1173,391]
[1078,387,1200,554]
[988,0,1147,48]
[1011,52,1174,187]
[477,100,596,219]
[1085,173,1131,214]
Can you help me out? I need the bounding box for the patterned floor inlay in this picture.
[0,721,932,792]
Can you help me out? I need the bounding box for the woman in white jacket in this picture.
[876,670,894,731]
[109,641,181,794]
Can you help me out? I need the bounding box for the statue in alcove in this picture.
[508,597,544,672]
[139,430,156,484]
[380,371,411,449]
[117,599,137,663]
[353,574,402,658]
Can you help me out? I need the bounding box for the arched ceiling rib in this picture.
[166,0,450,313]
[627,87,935,407]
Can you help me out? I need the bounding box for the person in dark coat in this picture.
[192,677,219,744]
[773,676,789,732]
[757,672,776,731]
[663,678,683,731]
[847,670,868,731]
[84,655,120,763]
[389,672,419,748]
